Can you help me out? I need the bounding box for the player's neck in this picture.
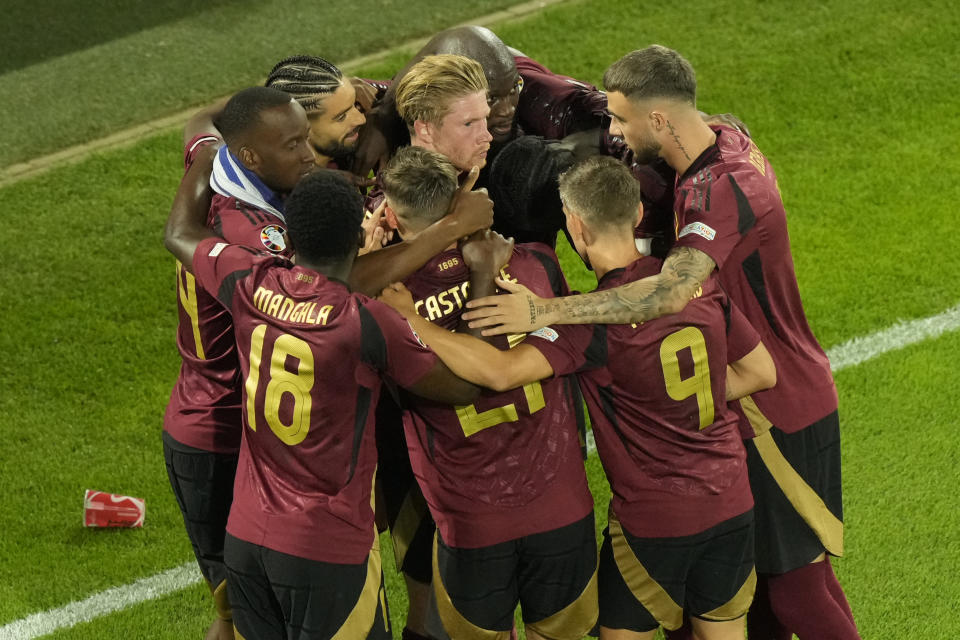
[295,258,353,284]
[313,151,334,168]
[662,114,717,176]
[588,235,642,279]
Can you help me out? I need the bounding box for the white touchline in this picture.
[0,563,201,639]
[3,301,959,639]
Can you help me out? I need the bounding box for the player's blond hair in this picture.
[395,54,488,130]
[381,146,459,230]
[558,156,644,231]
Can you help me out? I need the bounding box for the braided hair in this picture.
[266,55,343,114]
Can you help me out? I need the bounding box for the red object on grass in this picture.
[83,490,145,528]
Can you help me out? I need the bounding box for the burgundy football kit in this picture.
[191,237,443,638]
[527,257,760,631]
[401,244,597,639]
[162,135,295,614]
[670,126,859,639]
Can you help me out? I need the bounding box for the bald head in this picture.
[424,26,516,84]
[421,26,520,143]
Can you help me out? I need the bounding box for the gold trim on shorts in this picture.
[391,484,429,568]
[211,578,232,620]
[698,568,756,621]
[739,395,773,437]
[526,564,598,640]
[332,531,388,639]
[750,430,844,557]
[432,533,511,640]
[608,516,684,631]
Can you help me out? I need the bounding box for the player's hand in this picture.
[463,277,551,336]
[702,112,751,138]
[359,201,390,255]
[460,230,514,277]
[350,77,379,114]
[447,166,494,235]
[378,282,416,315]
[350,108,392,177]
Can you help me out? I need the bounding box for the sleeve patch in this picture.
[529,326,559,342]
[678,221,717,241]
[208,242,228,257]
[406,320,427,348]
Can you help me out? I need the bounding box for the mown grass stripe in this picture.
[5,299,958,639]
[0,563,200,640]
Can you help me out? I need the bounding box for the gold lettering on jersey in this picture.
[278,298,295,322]
[691,286,703,300]
[499,265,517,283]
[296,272,314,283]
[413,282,471,322]
[267,294,283,317]
[251,286,333,325]
[748,142,767,176]
[315,305,333,325]
[438,258,460,271]
[253,286,274,311]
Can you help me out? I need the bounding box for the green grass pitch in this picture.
[0,0,958,638]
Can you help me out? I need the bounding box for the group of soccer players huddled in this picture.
[162,24,861,640]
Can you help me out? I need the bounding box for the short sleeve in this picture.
[359,299,439,388]
[725,299,762,364]
[674,172,746,270]
[184,134,221,171]
[191,238,265,310]
[522,323,605,377]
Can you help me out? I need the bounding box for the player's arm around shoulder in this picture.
[165,142,218,271]
[362,297,480,406]
[380,282,554,393]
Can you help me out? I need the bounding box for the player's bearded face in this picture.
[305,82,366,161]
[423,92,493,171]
[607,91,660,165]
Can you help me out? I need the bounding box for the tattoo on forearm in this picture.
[666,120,691,161]
[555,247,715,324]
[528,296,537,325]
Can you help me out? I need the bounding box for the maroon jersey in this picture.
[164,135,293,454]
[528,257,758,537]
[514,56,608,140]
[191,238,440,564]
[401,244,593,548]
[673,125,837,435]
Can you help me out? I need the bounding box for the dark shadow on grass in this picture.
[0,0,253,74]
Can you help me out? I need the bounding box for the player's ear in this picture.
[635,202,644,228]
[413,119,433,145]
[238,146,259,171]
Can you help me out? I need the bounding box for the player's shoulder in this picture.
[512,241,560,266]
[183,134,221,169]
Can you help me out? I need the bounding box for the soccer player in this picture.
[378,145,598,640]
[463,46,861,640]
[163,86,315,640]
[264,55,369,170]
[381,155,777,640]
[164,167,479,640]
[395,54,494,173]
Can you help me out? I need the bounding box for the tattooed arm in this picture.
[462,246,716,335]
